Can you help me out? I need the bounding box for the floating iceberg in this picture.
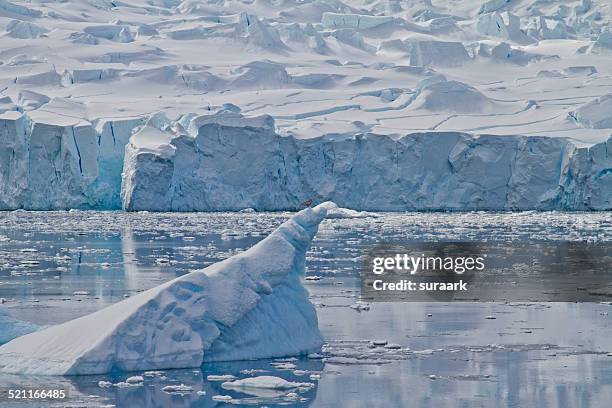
[0,204,328,375]
[319,202,378,219]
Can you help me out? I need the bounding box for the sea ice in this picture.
[161,384,193,394]
[221,376,314,391]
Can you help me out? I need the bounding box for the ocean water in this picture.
[0,211,611,407]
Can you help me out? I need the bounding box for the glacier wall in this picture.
[0,110,610,211]
[0,111,143,210]
[122,113,611,212]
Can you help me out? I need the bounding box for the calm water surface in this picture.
[0,211,610,407]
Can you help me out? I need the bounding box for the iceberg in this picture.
[221,375,314,392]
[0,203,328,375]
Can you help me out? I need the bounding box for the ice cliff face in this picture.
[122,113,611,212]
[1,109,610,211]
[0,203,327,375]
[0,109,143,210]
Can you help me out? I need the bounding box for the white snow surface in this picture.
[0,203,328,375]
[0,0,611,210]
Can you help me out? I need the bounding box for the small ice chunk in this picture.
[350,302,370,311]
[384,344,402,350]
[125,376,143,384]
[271,362,296,370]
[207,374,237,382]
[240,369,267,375]
[162,384,193,394]
[212,395,233,401]
[221,376,314,390]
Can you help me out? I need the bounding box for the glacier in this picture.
[1,109,610,211]
[0,0,611,212]
[0,108,144,210]
[0,203,328,375]
[122,112,611,212]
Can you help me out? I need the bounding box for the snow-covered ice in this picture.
[0,0,609,210]
[0,203,329,375]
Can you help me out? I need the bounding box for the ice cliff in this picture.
[1,109,610,211]
[0,203,328,375]
[122,112,611,212]
[0,107,144,210]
